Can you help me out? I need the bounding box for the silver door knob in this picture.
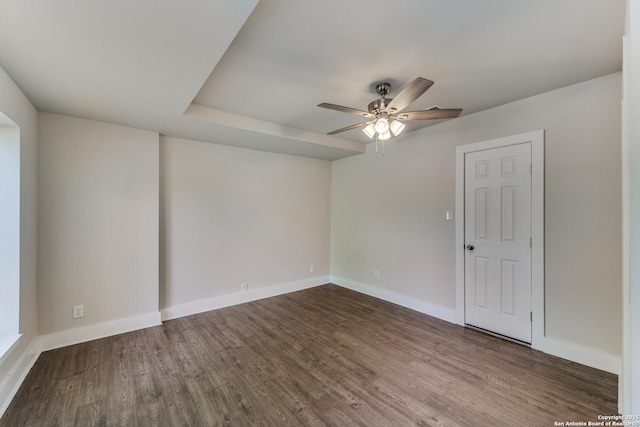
[466,244,475,251]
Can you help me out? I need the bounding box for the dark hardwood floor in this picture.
[1,284,618,426]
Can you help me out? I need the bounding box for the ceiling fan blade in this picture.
[386,77,434,113]
[318,103,374,118]
[327,121,372,135]
[396,108,462,120]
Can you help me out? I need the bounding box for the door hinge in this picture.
[530,311,533,322]
[529,237,532,247]
[530,163,532,174]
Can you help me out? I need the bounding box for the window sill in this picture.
[0,334,21,365]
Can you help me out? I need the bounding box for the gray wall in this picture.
[626,0,640,413]
[37,113,159,335]
[160,136,331,311]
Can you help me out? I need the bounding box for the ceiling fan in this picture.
[318,77,462,140]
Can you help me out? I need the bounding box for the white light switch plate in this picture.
[72,305,84,319]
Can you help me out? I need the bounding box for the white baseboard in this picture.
[37,311,162,352]
[161,276,330,321]
[0,337,41,418]
[331,276,621,375]
[330,276,457,323]
[538,336,621,375]
[0,335,21,366]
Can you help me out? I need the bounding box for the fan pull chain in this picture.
[373,135,385,156]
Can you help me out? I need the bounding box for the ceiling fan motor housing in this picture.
[368,97,393,114]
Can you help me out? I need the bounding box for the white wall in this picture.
[0,125,20,336]
[0,65,39,413]
[332,73,622,357]
[625,0,640,414]
[37,113,160,337]
[160,136,331,313]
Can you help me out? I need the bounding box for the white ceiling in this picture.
[0,0,626,160]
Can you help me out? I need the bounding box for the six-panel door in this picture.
[464,143,532,343]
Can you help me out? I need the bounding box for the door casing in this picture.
[455,130,545,349]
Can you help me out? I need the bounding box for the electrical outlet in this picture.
[72,305,84,319]
[241,282,248,292]
[374,270,380,279]
[310,264,315,273]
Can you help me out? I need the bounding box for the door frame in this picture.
[455,130,545,349]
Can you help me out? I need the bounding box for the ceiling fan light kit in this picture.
[363,123,376,138]
[377,130,392,141]
[318,77,462,142]
[374,115,390,133]
[389,119,405,135]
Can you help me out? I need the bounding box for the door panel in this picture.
[475,188,489,239]
[464,143,532,343]
[500,259,516,316]
[475,256,489,309]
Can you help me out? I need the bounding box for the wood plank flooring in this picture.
[1,284,618,426]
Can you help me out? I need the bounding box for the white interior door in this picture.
[464,142,532,343]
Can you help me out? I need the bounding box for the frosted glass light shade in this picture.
[378,131,391,140]
[374,118,389,133]
[363,123,376,138]
[389,120,405,136]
